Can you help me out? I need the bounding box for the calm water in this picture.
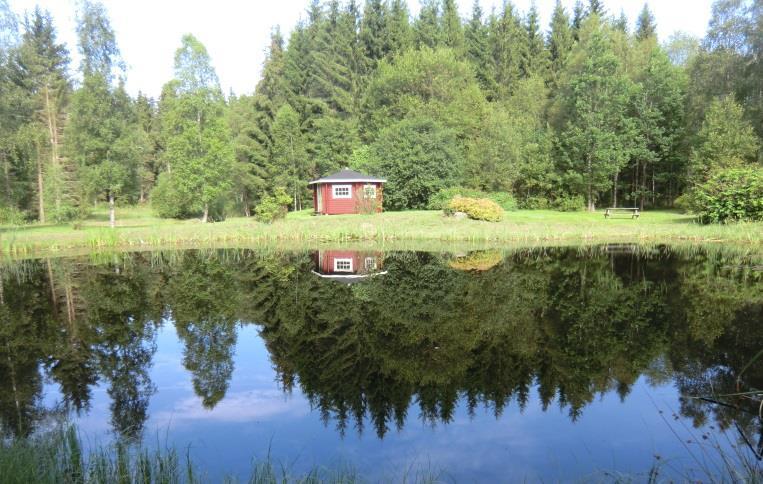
[1,246,762,481]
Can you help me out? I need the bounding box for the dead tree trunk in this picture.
[108,192,115,228]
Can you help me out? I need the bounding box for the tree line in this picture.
[0,0,761,223]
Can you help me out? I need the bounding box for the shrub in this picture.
[255,188,292,223]
[151,173,201,219]
[428,187,487,210]
[446,196,503,222]
[448,250,503,271]
[0,206,26,226]
[486,192,517,211]
[518,196,550,209]
[551,194,585,212]
[686,167,763,223]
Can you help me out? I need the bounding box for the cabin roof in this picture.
[308,168,386,185]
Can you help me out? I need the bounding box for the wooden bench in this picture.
[604,207,640,219]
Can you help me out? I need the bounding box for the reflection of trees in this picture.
[165,254,240,409]
[0,246,761,443]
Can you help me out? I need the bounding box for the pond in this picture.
[0,246,761,481]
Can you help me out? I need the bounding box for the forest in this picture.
[0,0,761,225]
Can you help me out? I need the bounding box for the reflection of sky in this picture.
[41,323,730,482]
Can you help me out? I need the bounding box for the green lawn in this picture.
[1,205,761,258]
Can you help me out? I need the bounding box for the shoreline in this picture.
[1,208,762,259]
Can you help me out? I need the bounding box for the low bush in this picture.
[446,196,503,222]
[255,187,292,223]
[486,192,517,211]
[0,206,27,226]
[428,187,487,210]
[518,196,550,209]
[686,167,763,223]
[551,194,585,212]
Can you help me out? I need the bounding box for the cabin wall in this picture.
[314,182,383,215]
[315,250,384,275]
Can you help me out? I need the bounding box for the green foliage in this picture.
[0,205,26,225]
[551,194,585,212]
[689,97,760,185]
[365,117,461,210]
[686,168,763,224]
[157,35,234,221]
[518,196,551,210]
[427,186,487,210]
[254,187,291,223]
[487,191,518,211]
[446,196,504,222]
[150,171,199,219]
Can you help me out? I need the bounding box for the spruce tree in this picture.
[269,103,308,211]
[441,0,465,53]
[415,0,443,49]
[556,17,632,211]
[66,0,140,227]
[635,3,657,41]
[9,8,71,222]
[465,0,496,95]
[523,3,548,78]
[548,0,573,81]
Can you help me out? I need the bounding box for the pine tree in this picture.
[269,103,308,211]
[556,17,633,211]
[441,0,464,52]
[523,2,548,78]
[359,0,387,68]
[66,1,141,228]
[635,3,657,41]
[614,10,628,33]
[572,0,585,39]
[587,0,605,17]
[9,8,71,222]
[465,0,495,95]
[490,2,526,98]
[548,0,573,81]
[415,0,442,49]
[387,0,413,57]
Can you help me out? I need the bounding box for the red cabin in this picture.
[308,169,386,215]
[311,250,386,284]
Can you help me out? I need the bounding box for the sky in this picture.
[6,0,714,98]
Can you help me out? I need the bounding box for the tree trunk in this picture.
[139,185,145,204]
[202,203,209,223]
[640,162,646,211]
[43,84,62,211]
[612,172,619,208]
[36,144,45,223]
[243,191,250,217]
[108,192,115,228]
[586,155,595,212]
[1,152,10,205]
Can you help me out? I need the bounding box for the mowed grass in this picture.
[1,205,761,257]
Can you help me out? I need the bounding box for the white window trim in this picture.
[332,184,352,199]
[363,184,377,199]
[334,258,353,272]
[364,257,377,271]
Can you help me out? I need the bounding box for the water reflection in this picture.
[0,246,761,455]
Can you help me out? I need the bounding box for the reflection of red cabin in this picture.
[312,250,386,283]
[308,169,386,215]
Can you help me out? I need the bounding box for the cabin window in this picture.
[363,185,377,199]
[364,257,377,271]
[334,258,353,272]
[332,185,351,199]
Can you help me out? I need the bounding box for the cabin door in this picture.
[316,186,323,212]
